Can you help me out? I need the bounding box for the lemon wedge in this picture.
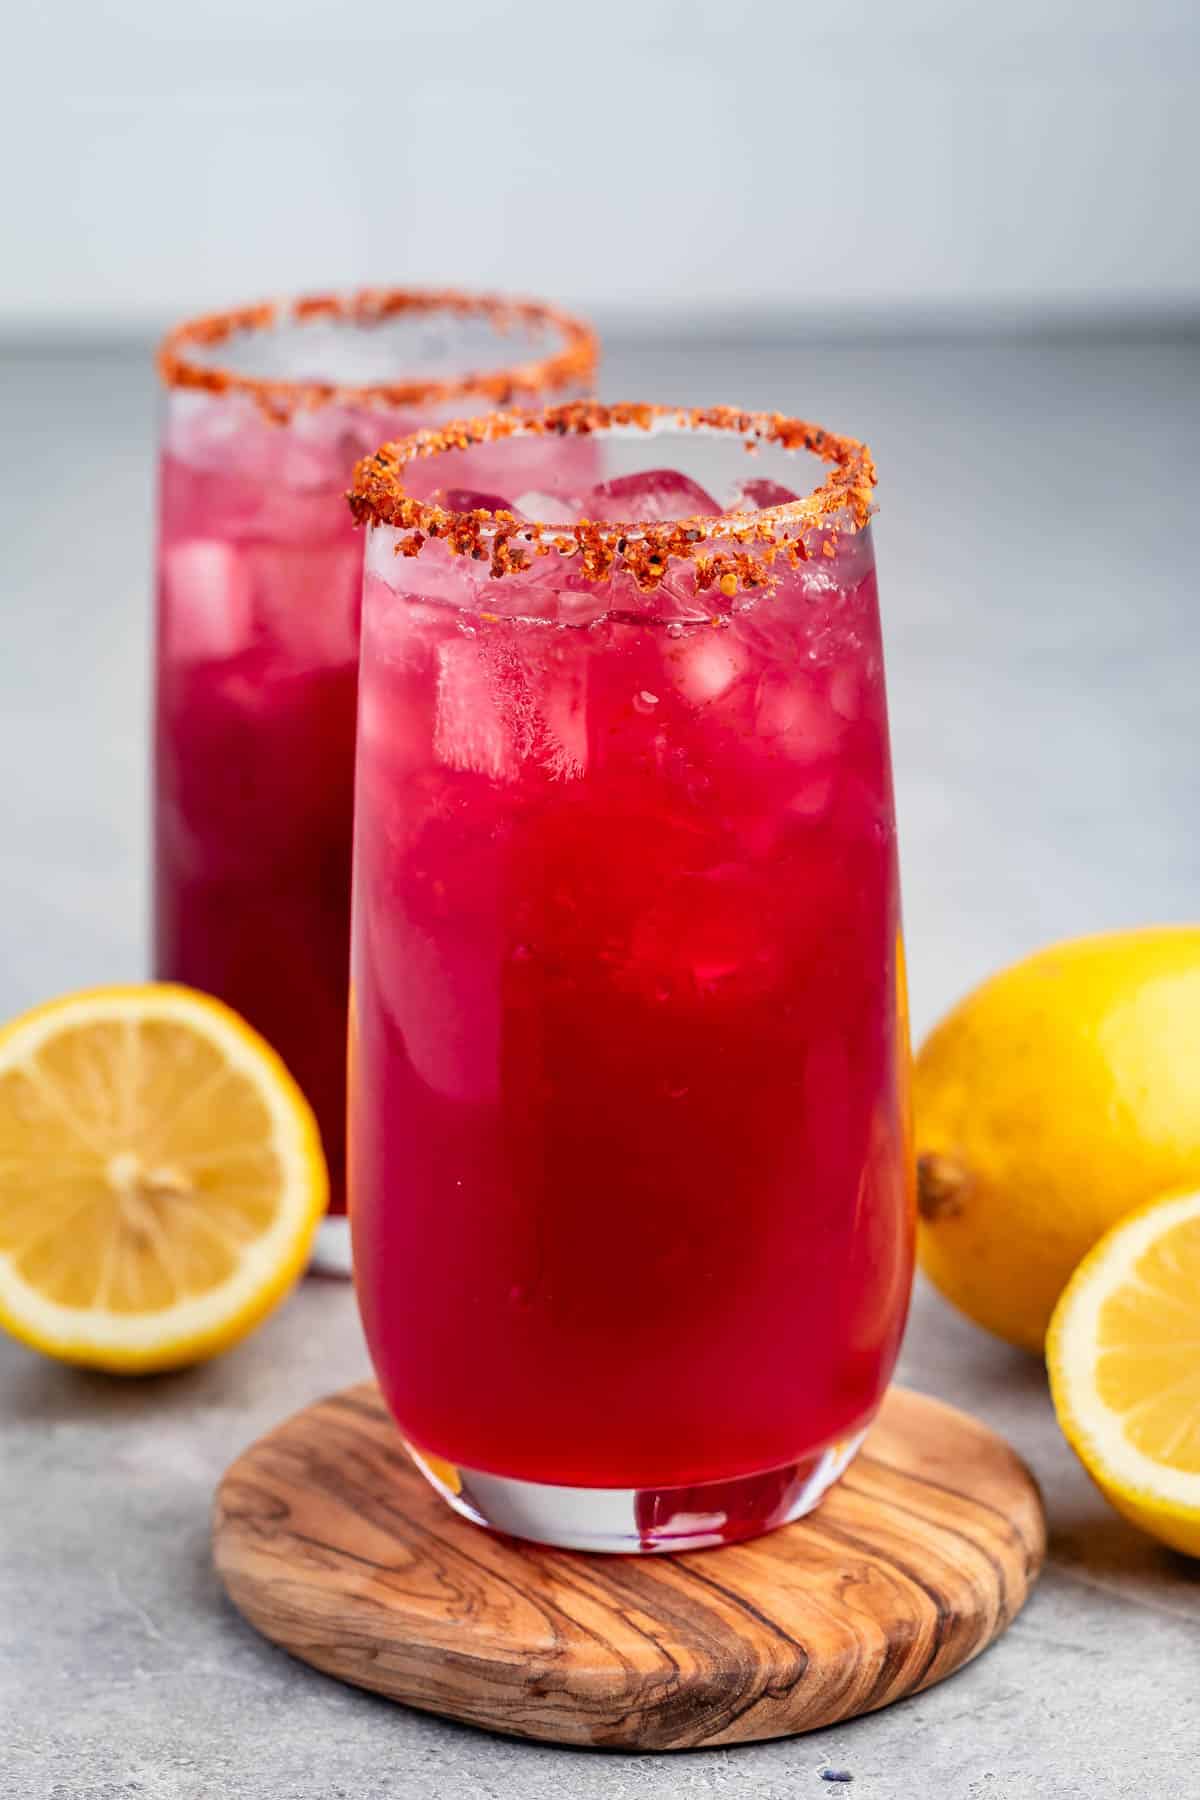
[1048,1188,1200,1558]
[0,984,326,1372]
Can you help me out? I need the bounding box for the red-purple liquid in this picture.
[350,469,914,1489]
[153,401,594,1213]
[154,406,367,1210]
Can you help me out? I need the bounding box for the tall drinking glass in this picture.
[153,291,598,1270]
[348,403,914,1550]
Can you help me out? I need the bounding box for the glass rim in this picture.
[348,401,877,595]
[156,288,598,421]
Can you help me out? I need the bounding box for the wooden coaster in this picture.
[213,1383,1044,1751]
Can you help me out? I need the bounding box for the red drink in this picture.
[349,404,913,1550]
[152,293,597,1252]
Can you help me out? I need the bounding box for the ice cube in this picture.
[788,770,838,819]
[433,488,521,515]
[385,541,492,612]
[162,539,253,662]
[295,403,389,472]
[243,540,361,666]
[278,433,345,494]
[653,557,722,625]
[582,468,720,523]
[727,477,800,511]
[433,637,516,781]
[556,582,611,627]
[370,912,500,1105]
[538,662,588,779]
[668,629,750,705]
[756,671,844,759]
[363,577,456,678]
[512,490,580,526]
[829,664,860,720]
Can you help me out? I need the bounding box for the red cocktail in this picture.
[348,403,913,1549]
[153,292,597,1266]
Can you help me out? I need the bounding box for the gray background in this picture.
[3,1,1200,1794]
[6,1,1200,332]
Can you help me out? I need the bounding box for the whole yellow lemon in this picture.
[914,926,1200,1352]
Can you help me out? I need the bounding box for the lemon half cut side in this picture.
[1048,1188,1200,1559]
[0,984,327,1373]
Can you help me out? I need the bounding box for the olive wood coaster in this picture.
[212,1382,1044,1752]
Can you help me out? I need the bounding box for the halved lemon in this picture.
[0,985,327,1373]
[1048,1189,1200,1557]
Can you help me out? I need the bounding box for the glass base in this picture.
[308,1215,354,1278]
[406,1427,870,1554]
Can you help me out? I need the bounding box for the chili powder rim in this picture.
[348,401,877,594]
[156,289,598,422]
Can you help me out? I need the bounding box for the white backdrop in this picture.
[7,0,1199,332]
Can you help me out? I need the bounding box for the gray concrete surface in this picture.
[2,334,1199,1799]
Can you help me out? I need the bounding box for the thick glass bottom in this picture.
[309,1214,354,1278]
[406,1427,870,1554]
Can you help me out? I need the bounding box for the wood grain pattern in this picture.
[212,1383,1045,1751]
